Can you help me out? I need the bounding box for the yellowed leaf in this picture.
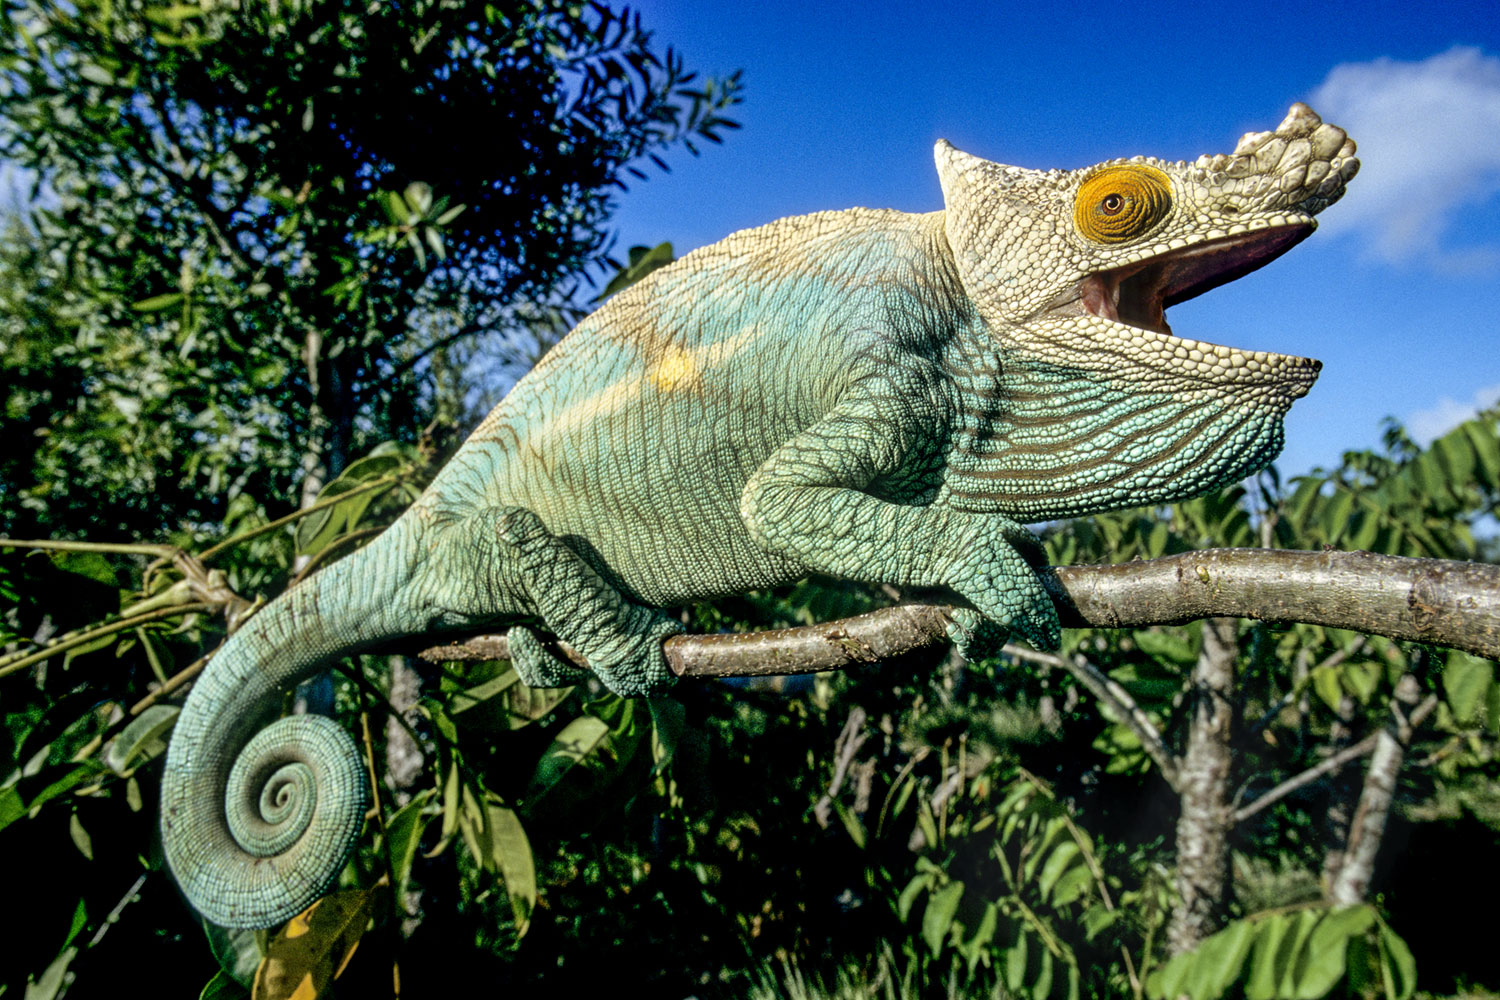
[252,889,376,1000]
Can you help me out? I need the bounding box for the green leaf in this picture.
[1246,914,1294,1000]
[1005,929,1029,994]
[1049,864,1094,908]
[1034,946,1055,998]
[252,889,377,1000]
[440,761,460,844]
[1311,665,1344,711]
[1276,910,1322,997]
[481,796,536,936]
[26,946,78,1000]
[1292,906,1376,998]
[501,682,578,730]
[131,292,185,312]
[1037,840,1080,903]
[921,880,964,955]
[203,921,263,987]
[449,669,522,715]
[1462,418,1500,489]
[596,241,674,300]
[1377,921,1417,1000]
[833,800,866,849]
[523,714,611,805]
[382,788,435,900]
[960,901,999,974]
[1443,652,1494,724]
[1135,629,1197,666]
[1433,430,1476,490]
[25,762,106,817]
[1146,518,1168,558]
[1082,905,1118,941]
[62,897,88,950]
[1349,509,1381,550]
[1167,917,1256,1000]
[1339,661,1381,705]
[45,549,122,589]
[897,871,933,922]
[1319,487,1355,543]
[68,811,92,860]
[0,786,24,832]
[200,969,251,1000]
[105,704,180,773]
[648,695,686,774]
[295,479,375,556]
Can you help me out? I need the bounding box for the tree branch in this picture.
[1232,692,1439,825]
[415,548,1500,672]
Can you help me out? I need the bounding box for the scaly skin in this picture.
[161,104,1358,927]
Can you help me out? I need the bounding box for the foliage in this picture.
[0,0,740,540]
[1145,904,1414,1000]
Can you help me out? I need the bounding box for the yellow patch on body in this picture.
[647,346,702,393]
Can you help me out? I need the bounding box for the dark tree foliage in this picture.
[0,0,740,539]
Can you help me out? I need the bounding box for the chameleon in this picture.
[161,103,1357,928]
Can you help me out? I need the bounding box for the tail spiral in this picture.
[164,713,367,928]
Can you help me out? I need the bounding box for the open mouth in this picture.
[1077,223,1314,336]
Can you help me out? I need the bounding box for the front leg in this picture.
[739,379,1060,651]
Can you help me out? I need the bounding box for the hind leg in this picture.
[487,506,683,697]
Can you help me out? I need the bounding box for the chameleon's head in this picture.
[936,103,1356,405]
[933,105,1358,513]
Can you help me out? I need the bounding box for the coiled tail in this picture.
[161,524,417,928]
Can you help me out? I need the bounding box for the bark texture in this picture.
[1329,673,1422,906]
[1166,617,1238,956]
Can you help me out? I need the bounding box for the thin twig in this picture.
[86,873,150,949]
[71,655,210,763]
[0,603,214,680]
[1233,694,1439,824]
[1002,644,1181,790]
[292,527,384,584]
[198,475,401,563]
[1018,769,1141,996]
[1249,637,1369,734]
[0,538,179,558]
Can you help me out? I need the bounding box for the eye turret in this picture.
[1074,165,1173,244]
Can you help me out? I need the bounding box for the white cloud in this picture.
[1405,382,1500,443]
[1310,46,1500,271]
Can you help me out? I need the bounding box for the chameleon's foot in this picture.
[505,625,589,688]
[492,506,684,697]
[949,521,1061,651]
[944,608,1010,662]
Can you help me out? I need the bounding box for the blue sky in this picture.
[607,1,1500,476]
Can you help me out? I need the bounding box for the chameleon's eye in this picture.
[1074,165,1172,243]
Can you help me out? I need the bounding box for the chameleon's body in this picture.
[162,105,1358,927]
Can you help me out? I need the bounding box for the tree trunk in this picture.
[1320,693,1359,887]
[1328,673,1420,906]
[384,655,424,804]
[297,324,328,518]
[1168,617,1238,955]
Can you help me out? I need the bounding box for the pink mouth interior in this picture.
[1081,224,1313,336]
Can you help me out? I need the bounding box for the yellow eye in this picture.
[1073,166,1172,244]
